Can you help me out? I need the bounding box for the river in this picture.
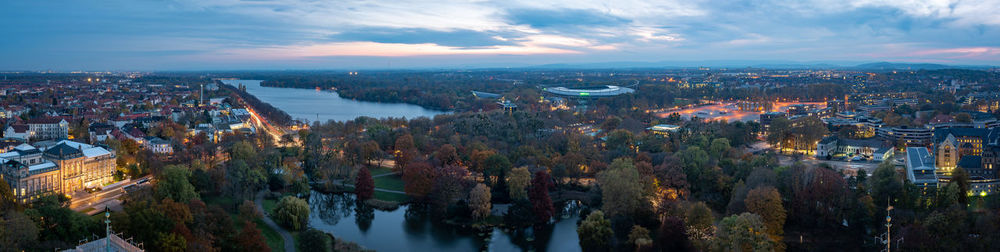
[220,80,448,123]
[309,193,583,252]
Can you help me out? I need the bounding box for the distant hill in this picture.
[852,62,954,70]
[519,60,996,70]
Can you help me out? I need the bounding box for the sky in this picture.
[1,0,999,70]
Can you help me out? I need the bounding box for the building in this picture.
[0,140,115,202]
[934,128,989,174]
[0,144,61,202]
[542,85,635,98]
[89,123,115,143]
[930,127,1000,196]
[814,136,893,161]
[875,125,933,146]
[3,124,29,140]
[759,112,786,131]
[26,117,69,141]
[647,124,681,136]
[143,136,173,154]
[905,147,938,195]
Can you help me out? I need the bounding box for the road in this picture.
[70,175,152,214]
[777,155,884,175]
[256,192,295,252]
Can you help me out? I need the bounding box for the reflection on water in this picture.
[307,192,584,252]
[221,80,448,123]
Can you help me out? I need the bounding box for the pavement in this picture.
[256,191,296,252]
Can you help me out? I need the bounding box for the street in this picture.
[69,175,152,215]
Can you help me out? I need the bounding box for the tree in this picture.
[393,133,416,173]
[951,167,971,205]
[431,165,470,213]
[239,200,261,222]
[578,210,613,252]
[157,232,187,252]
[658,216,693,252]
[361,140,381,167]
[156,165,199,203]
[0,179,14,212]
[627,225,652,250]
[605,129,635,154]
[869,161,903,206]
[272,196,310,231]
[298,228,331,252]
[709,138,731,159]
[507,167,531,201]
[403,161,435,199]
[955,112,972,123]
[231,141,258,163]
[745,186,786,251]
[356,167,375,200]
[598,158,645,217]
[470,183,492,221]
[529,170,555,224]
[482,154,511,188]
[684,201,715,248]
[0,211,38,250]
[714,213,775,252]
[237,221,271,252]
[436,144,459,166]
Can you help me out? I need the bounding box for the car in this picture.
[85,187,102,193]
[136,178,150,185]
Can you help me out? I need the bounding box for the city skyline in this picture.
[2,0,1000,70]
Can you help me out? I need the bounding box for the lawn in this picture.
[369,166,395,176]
[262,198,278,214]
[255,218,284,251]
[373,175,405,192]
[374,191,409,202]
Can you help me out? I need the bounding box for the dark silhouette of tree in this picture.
[298,228,331,252]
[356,167,375,200]
[951,167,971,205]
[529,170,554,224]
[403,161,435,199]
[237,221,271,252]
[658,216,693,252]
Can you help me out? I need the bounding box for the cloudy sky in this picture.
[2,0,999,70]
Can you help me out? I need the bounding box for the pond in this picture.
[307,192,584,252]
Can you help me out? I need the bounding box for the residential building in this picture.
[26,117,69,140]
[144,136,173,154]
[3,124,29,140]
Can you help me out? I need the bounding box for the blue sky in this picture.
[1,0,999,70]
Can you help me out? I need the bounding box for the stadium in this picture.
[542,85,635,98]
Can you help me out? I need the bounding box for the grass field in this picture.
[256,218,284,251]
[373,174,405,192]
[374,191,409,202]
[369,166,395,176]
[262,198,277,214]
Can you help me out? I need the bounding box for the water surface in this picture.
[221,80,448,123]
[308,193,583,252]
